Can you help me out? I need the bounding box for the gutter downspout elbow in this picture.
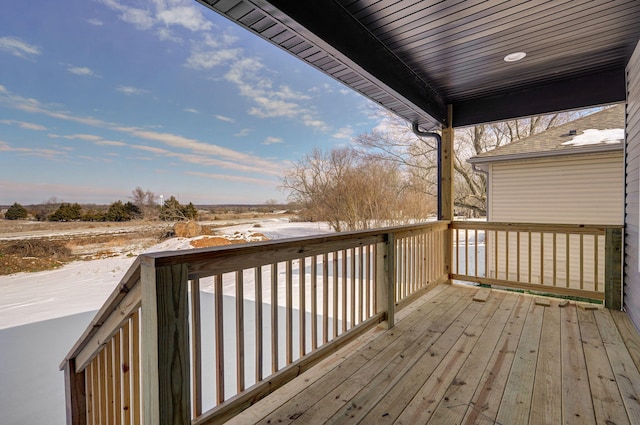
[412,122,443,220]
[471,163,488,177]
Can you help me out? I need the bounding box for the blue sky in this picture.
[0,0,381,205]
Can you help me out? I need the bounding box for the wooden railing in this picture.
[61,222,449,425]
[450,222,623,307]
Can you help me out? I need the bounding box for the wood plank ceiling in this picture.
[196,0,640,129]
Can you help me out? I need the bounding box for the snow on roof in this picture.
[468,104,625,164]
[561,128,624,146]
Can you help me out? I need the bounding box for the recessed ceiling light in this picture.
[504,52,527,62]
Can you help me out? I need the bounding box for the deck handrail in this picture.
[450,221,623,306]
[61,221,449,425]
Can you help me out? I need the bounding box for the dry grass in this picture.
[3,240,72,260]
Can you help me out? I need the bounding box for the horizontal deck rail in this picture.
[450,222,623,307]
[61,221,449,425]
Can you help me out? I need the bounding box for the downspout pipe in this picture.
[412,122,443,220]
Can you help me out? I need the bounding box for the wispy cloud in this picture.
[182,29,329,131]
[0,36,41,59]
[95,140,127,147]
[332,126,354,139]
[184,108,199,113]
[215,114,234,123]
[0,119,47,131]
[99,0,155,30]
[155,3,213,32]
[117,85,147,96]
[87,18,104,26]
[185,34,241,70]
[0,85,287,175]
[62,133,104,141]
[67,65,100,77]
[234,128,251,137]
[186,171,276,186]
[309,83,333,94]
[99,0,212,34]
[0,140,67,159]
[263,136,283,145]
[0,179,127,203]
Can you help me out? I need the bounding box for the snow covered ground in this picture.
[0,218,332,425]
[0,218,333,330]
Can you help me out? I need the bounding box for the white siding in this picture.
[489,152,624,225]
[625,41,640,329]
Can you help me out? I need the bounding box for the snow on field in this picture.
[0,219,333,330]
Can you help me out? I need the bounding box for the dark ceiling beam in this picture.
[255,0,448,126]
[452,68,627,127]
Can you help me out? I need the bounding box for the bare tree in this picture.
[281,146,432,231]
[354,110,579,217]
[130,187,157,220]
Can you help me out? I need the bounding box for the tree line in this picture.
[3,188,198,222]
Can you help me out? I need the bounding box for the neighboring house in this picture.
[469,104,625,225]
[467,105,625,287]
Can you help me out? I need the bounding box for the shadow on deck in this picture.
[227,284,640,425]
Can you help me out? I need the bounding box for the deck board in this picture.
[561,305,597,424]
[427,292,520,425]
[228,284,640,425]
[529,302,562,424]
[495,300,544,425]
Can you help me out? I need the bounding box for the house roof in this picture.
[468,104,625,164]
[197,1,640,129]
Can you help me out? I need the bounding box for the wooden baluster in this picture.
[540,233,545,285]
[594,235,599,292]
[255,267,263,382]
[236,272,245,393]
[322,253,329,344]
[358,246,364,323]
[270,264,278,374]
[364,246,371,318]
[299,258,306,357]
[332,254,339,339]
[341,250,347,333]
[214,274,224,404]
[565,233,571,288]
[474,229,479,277]
[131,310,140,425]
[311,255,318,350]
[516,231,521,281]
[553,234,557,287]
[122,319,131,425]
[350,248,356,327]
[189,279,202,418]
[579,234,584,290]
[286,260,293,365]
[505,230,509,280]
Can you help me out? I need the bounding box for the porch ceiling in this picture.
[196,0,640,128]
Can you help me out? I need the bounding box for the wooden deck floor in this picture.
[227,284,640,425]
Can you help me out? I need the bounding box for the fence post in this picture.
[604,227,623,310]
[376,233,396,329]
[141,260,191,425]
[63,358,86,425]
